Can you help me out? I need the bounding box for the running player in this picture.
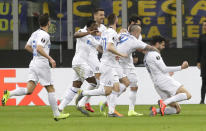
[143,36,192,116]
[108,15,144,116]
[58,20,102,116]
[75,14,128,117]
[75,8,107,113]
[114,24,159,117]
[1,13,69,121]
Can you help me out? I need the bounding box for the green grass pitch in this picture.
[0,104,206,131]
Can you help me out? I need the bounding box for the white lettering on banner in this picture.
[0,67,201,106]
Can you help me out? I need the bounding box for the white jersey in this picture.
[144,51,182,83]
[90,24,107,55]
[100,27,119,67]
[72,28,100,65]
[117,33,147,68]
[26,29,51,66]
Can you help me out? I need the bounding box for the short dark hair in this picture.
[128,14,142,25]
[151,36,166,45]
[107,13,117,25]
[93,8,104,14]
[38,13,49,27]
[86,19,96,28]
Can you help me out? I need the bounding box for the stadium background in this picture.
[0,0,204,105]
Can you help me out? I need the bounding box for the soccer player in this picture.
[1,13,69,121]
[116,24,159,116]
[143,36,192,116]
[74,8,107,112]
[112,15,144,116]
[75,14,128,117]
[58,20,102,116]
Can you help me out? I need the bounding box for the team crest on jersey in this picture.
[41,38,46,43]
[156,56,160,60]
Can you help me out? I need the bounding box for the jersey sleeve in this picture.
[107,30,118,44]
[152,52,182,73]
[26,34,33,46]
[134,39,147,49]
[36,34,49,47]
[87,35,101,48]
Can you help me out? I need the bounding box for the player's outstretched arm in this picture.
[25,44,33,53]
[36,45,56,68]
[154,54,182,73]
[181,61,189,69]
[107,42,128,58]
[74,31,90,38]
[74,30,99,38]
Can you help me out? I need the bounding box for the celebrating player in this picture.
[143,36,192,116]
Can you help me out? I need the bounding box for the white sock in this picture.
[156,107,177,115]
[107,92,117,114]
[129,90,137,111]
[82,85,105,96]
[58,87,79,111]
[10,88,28,97]
[117,84,127,96]
[96,79,100,88]
[164,93,187,105]
[48,92,60,117]
[78,84,96,107]
[164,107,177,115]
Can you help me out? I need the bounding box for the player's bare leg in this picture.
[158,86,191,116]
[2,81,36,106]
[78,73,101,112]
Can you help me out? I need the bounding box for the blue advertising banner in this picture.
[0,1,27,32]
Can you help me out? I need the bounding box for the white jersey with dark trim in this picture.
[100,27,119,67]
[90,24,107,55]
[144,51,182,82]
[26,29,51,63]
[72,28,100,65]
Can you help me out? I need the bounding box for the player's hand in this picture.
[169,72,174,76]
[197,62,201,69]
[49,58,56,68]
[89,30,99,35]
[115,56,120,61]
[181,61,189,69]
[119,28,127,33]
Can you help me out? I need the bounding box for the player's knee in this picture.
[176,107,181,114]
[105,88,112,96]
[186,92,192,100]
[27,90,33,95]
[176,108,181,114]
[130,86,138,91]
[124,81,130,87]
[73,81,82,88]
[86,77,97,85]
